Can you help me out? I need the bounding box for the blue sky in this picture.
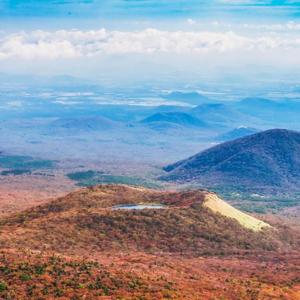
[1,0,299,20]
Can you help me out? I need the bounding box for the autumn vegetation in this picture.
[1,185,300,299]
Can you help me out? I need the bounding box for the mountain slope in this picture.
[162,129,300,195]
[1,185,289,257]
[1,185,300,299]
[0,249,169,300]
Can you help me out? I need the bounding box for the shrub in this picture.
[0,281,7,292]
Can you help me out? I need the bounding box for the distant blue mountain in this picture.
[141,112,206,129]
[236,98,282,112]
[216,127,259,142]
[236,98,300,124]
[191,103,254,128]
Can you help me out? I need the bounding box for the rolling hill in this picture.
[0,184,290,257]
[1,184,300,299]
[162,129,300,195]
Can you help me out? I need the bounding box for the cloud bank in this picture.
[0,28,300,60]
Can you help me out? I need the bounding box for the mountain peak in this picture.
[162,129,300,195]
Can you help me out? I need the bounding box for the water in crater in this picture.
[112,204,166,210]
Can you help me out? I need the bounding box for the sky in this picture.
[0,0,300,87]
[0,1,299,20]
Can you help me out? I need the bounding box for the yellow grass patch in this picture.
[203,193,271,231]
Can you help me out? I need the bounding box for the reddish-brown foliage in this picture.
[1,185,300,299]
[1,185,299,256]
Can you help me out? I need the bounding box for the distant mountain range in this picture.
[14,95,300,136]
[161,129,300,195]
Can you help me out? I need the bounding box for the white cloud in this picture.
[0,28,299,60]
[243,21,300,31]
[187,19,197,25]
[6,101,23,108]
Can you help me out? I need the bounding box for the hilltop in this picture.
[1,184,292,257]
[162,129,300,196]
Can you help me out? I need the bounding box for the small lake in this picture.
[112,204,166,210]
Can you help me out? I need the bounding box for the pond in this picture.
[112,204,166,210]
